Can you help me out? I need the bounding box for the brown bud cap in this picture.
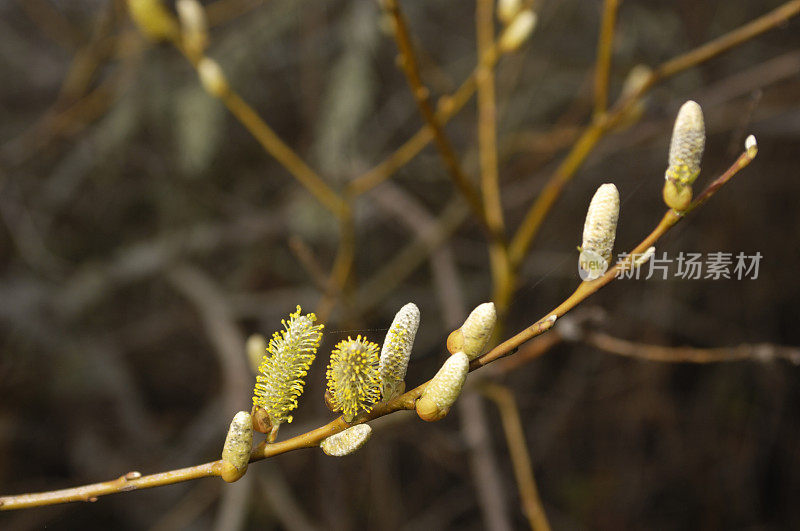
[417,352,469,421]
[446,303,496,360]
[662,179,692,211]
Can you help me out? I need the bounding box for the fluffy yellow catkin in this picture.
[252,306,323,441]
[221,411,253,483]
[579,183,619,279]
[379,303,420,400]
[126,0,179,42]
[416,352,469,421]
[663,100,705,210]
[326,336,382,422]
[447,302,497,360]
[320,424,372,457]
[498,10,537,52]
[176,0,208,58]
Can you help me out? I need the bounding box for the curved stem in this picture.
[0,143,756,511]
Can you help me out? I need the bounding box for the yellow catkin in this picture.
[252,306,323,441]
[663,101,705,210]
[320,424,372,456]
[176,0,208,58]
[221,411,253,482]
[126,0,179,43]
[326,336,381,422]
[246,334,267,375]
[498,10,537,52]
[446,302,497,360]
[579,183,619,279]
[379,303,420,400]
[416,352,469,421]
[197,58,229,98]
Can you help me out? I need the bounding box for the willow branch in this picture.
[345,41,501,197]
[476,0,513,314]
[585,332,800,364]
[0,135,758,512]
[508,0,800,268]
[382,0,491,233]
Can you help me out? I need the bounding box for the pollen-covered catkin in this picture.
[221,411,253,483]
[326,336,382,422]
[663,101,705,210]
[252,306,323,441]
[379,303,420,400]
[126,0,180,42]
[446,302,496,360]
[320,424,372,456]
[416,352,469,421]
[579,183,619,279]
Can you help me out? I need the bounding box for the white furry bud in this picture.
[379,303,420,400]
[446,302,496,360]
[579,183,619,280]
[498,10,537,52]
[498,0,523,24]
[416,352,469,421]
[320,424,372,456]
[177,0,208,57]
[221,411,253,482]
[197,58,229,98]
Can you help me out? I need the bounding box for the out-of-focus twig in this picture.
[476,0,513,315]
[593,0,619,117]
[584,332,800,364]
[480,383,551,531]
[508,0,800,269]
[0,138,758,511]
[382,0,491,234]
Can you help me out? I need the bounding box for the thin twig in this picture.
[585,332,800,364]
[593,0,620,117]
[212,89,348,218]
[476,0,513,314]
[508,0,800,268]
[382,0,491,233]
[480,383,551,531]
[0,138,758,511]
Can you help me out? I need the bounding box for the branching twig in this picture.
[382,0,491,233]
[0,135,758,511]
[508,0,800,268]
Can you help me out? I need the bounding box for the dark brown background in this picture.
[1,0,799,529]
